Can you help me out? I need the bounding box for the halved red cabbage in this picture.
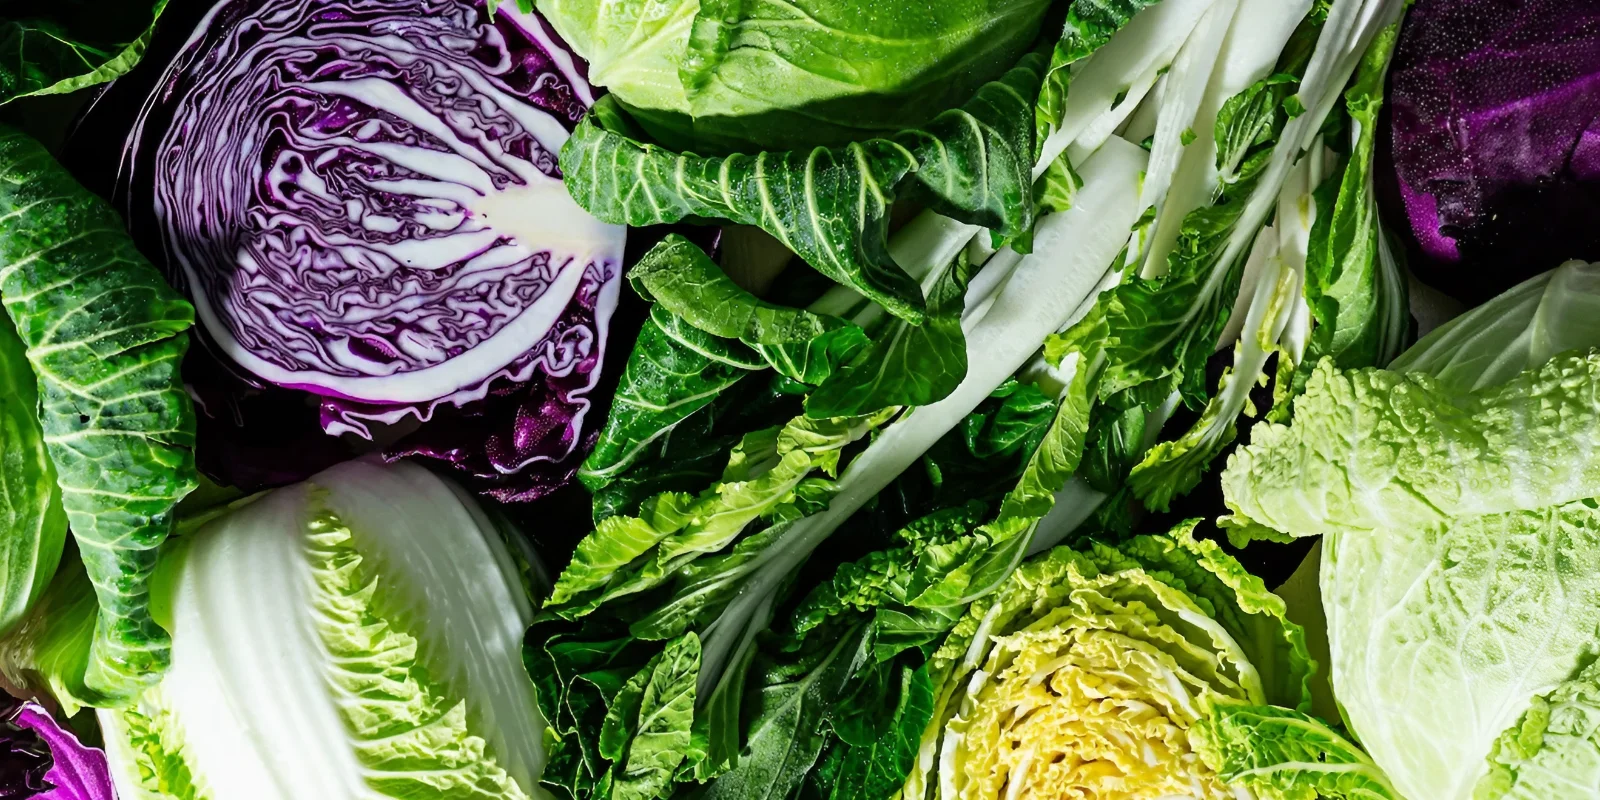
[127,0,625,488]
[2,700,112,800]
[1389,0,1600,302]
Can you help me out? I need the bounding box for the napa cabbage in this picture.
[1223,260,1600,800]
[93,460,549,800]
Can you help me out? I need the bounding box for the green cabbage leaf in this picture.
[0,125,196,702]
[527,0,1053,152]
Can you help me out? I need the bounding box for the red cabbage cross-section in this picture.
[134,0,625,448]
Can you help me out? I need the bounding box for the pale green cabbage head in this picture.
[905,523,1394,800]
[534,0,1054,151]
[1223,261,1600,800]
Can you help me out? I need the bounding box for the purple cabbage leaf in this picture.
[1,698,113,800]
[1389,0,1600,303]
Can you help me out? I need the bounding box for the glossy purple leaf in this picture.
[2,700,112,800]
[1389,0,1600,303]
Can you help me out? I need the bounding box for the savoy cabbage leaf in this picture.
[1222,265,1600,798]
[0,126,196,702]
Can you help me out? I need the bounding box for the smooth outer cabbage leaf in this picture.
[0,1,167,105]
[904,523,1326,800]
[4,700,115,800]
[1389,0,1600,304]
[0,311,66,638]
[99,459,547,800]
[1389,260,1600,393]
[127,0,627,459]
[0,126,197,702]
[533,0,1054,152]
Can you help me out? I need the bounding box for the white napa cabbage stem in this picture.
[1130,0,1241,267]
[1196,0,1410,382]
[1220,139,1331,351]
[696,138,1152,697]
[1231,150,1320,355]
[982,0,1308,558]
[1214,0,1408,303]
[814,0,1222,333]
[1036,0,1217,179]
[973,0,1328,563]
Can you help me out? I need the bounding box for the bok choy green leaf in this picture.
[560,57,1044,323]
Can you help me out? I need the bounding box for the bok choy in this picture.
[532,0,1416,797]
